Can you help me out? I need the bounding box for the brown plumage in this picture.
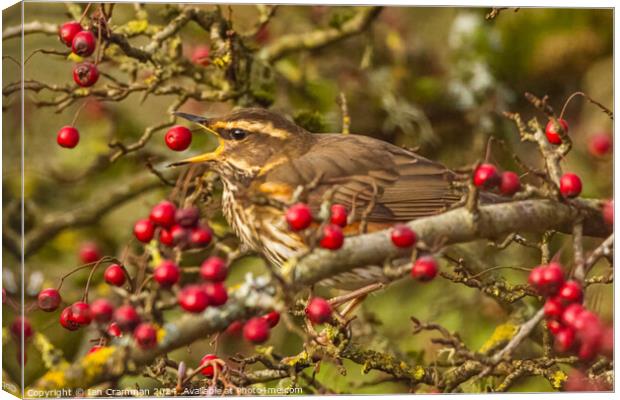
[173,108,462,285]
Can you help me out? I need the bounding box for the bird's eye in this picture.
[230,129,248,141]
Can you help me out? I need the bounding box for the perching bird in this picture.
[172,108,462,287]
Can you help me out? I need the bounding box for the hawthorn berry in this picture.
[527,266,545,288]
[561,303,585,328]
[200,354,219,377]
[390,224,417,248]
[159,228,174,247]
[90,298,114,324]
[588,133,612,157]
[411,256,438,282]
[499,171,521,196]
[602,200,613,226]
[555,327,576,352]
[57,126,80,148]
[305,297,332,324]
[113,305,141,332]
[134,323,158,349]
[106,322,122,337]
[225,320,243,336]
[79,241,101,263]
[153,260,181,288]
[104,264,126,287]
[191,45,210,66]
[285,203,313,231]
[60,307,80,331]
[178,285,209,313]
[559,173,582,198]
[473,163,500,189]
[262,311,280,328]
[134,219,155,243]
[330,204,348,227]
[163,224,189,247]
[73,62,99,87]
[10,317,33,340]
[243,317,270,344]
[531,263,565,296]
[165,126,192,151]
[543,297,564,320]
[190,226,212,248]
[176,206,200,227]
[71,30,96,56]
[88,345,103,354]
[150,201,177,228]
[547,319,563,335]
[58,21,83,47]
[203,282,228,306]
[545,118,569,145]
[200,256,227,282]
[70,301,92,326]
[320,224,344,250]
[558,281,583,305]
[572,309,600,332]
[37,288,61,312]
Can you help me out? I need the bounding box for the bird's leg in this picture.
[329,282,385,318]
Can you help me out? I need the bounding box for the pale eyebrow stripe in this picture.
[210,120,290,139]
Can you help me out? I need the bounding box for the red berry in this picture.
[79,241,101,263]
[540,263,565,296]
[159,228,174,246]
[191,45,210,66]
[572,310,600,332]
[225,320,243,336]
[178,285,209,313]
[165,126,192,151]
[10,317,33,340]
[545,118,569,145]
[390,224,417,248]
[411,256,438,282]
[190,226,212,248]
[561,303,585,328]
[134,323,158,349]
[200,257,227,282]
[71,30,96,56]
[305,297,332,324]
[37,288,61,312]
[262,311,280,328]
[70,301,92,326]
[72,62,99,87]
[203,282,228,306]
[527,266,545,288]
[547,319,563,335]
[58,21,83,47]
[104,264,126,287]
[169,224,190,247]
[150,201,177,228]
[602,200,613,226]
[176,206,200,227]
[90,298,114,324]
[57,125,80,148]
[200,354,219,377]
[473,163,500,189]
[330,204,348,227]
[499,171,521,196]
[113,305,141,332]
[558,280,583,304]
[285,203,313,231]
[320,224,344,250]
[243,317,270,344]
[588,133,612,157]
[88,345,103,354]
[555,327,576,352]
[153,260,181,288]
[133,219,155,243]
[60,307,79,331]
[559,173,582,198]
[544,297,564,320]
[106,322,122,337]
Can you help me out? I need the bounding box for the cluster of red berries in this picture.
[473,163,522,196]
[175,256,230,313]
[285,203,346,250]
[529,262,611,360]
[389,224,438,282]
[133,201,212,249]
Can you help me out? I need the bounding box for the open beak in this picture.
[168,112,224,167]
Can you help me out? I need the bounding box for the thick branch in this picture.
[3,21,57,40]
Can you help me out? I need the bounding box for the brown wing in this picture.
[258,134,460,223]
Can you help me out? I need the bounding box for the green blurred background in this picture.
[2,4,613,394]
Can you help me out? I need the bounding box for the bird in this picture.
[171,108,462,287]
